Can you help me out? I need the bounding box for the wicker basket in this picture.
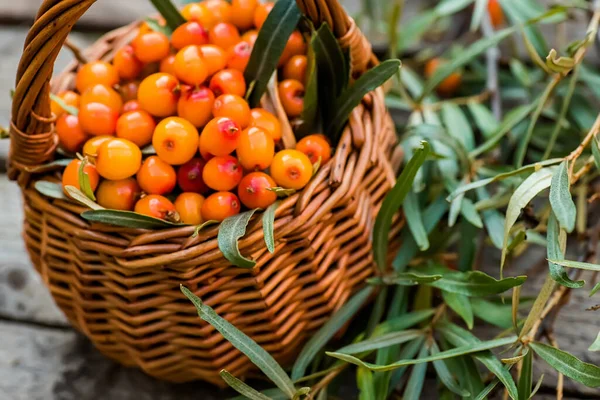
[9,0,402,385]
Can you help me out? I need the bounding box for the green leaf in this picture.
[429,341,470,397]
[291,286,373,380]
[262,201,279,253]
[403,191,429,251]
[268,187,296,197]
[590,282,600,297]
[520,274,555,339]
[144,17,172,36]
[441,103,475,151]
[49,93,78,116]
[297,43,318,137]
[180,286,296,398]
[530,341,600,387]
[547,258,600,272]
[191,220,218,238]
[34,181,67,200]
[148,0,185,31]
[502,348,529,365]
[81,209,179,229]
[24,158,73,173]
[244,0,301,107]
[442,291,473,329]
[549,161,576,233]
[372,310,436,337]
[64,186,103,210]
[510,58,533,87]
[220,370,271,400]
[468,102,498,138]
[589,332,600,352]
[471,298,513,329]
[368,272,442,286]
[357,367,376,400]
[470,0,487,30]
[403,346,428,400]
[374,141,429,269]
[435,0,475,15]
[448,182,465,228]
[477,188,505,249]
[547,212,584,288]
[218,209,259,268]
[336,330,423,355]
[501,167,555,271]
[529,374,545,399]
[77,158,96,201]
[518,349,533,400]
[460,198,483,228]
[592,138,600,171]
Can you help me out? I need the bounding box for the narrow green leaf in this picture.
[589,332,600,352]
[181,286,296,398]
[529,374,545,399]
[530,341,600,387]
[372,309,436,337]
[49,93,78,116]
[262,201,279,253]
[435,0,475,15]
[144,17,172,36]
[403,346,428,400]
[245,0,301,107]
[368,272,442,286]
[590,282,600,297]
[509,58,533,87]
[291,286,373,380]
[218,209,259,268]
[518,349,533,400]
[548,258,600,272]
[81,209,179,229]
[441,103,475,151]
[501,348,528,365]
[547,212,584,288]
[64,186,103,210]
[77,158,96,201]
[520,274,555,339]
[442,291,474,329]
[592,138,600,171]
[24,158,73,173]
[192,220,218,238]
[337,330,423,355]
[549,161,576,233]
[374,141,430,270]
[512,286,521,334]
[357,367,376,400]
[471,298,513,329]
[468,102,498,138]
[297,43,318,137]
[148,0,185,31]
[477,188,505,249]
[34,181,67,200]
[429,341,470,397]
[460,198,484,228]
[403,191,429,251]
[458,219,478,271]
[386,337,426,397]
[448,182,465,228]
[220,370,271,400]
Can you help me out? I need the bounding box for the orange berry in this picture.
[201,191,240,221]
[174,45,209,85]
[270,149,313,190]
[137,156,177,195]
[118,81,140,102]
[138,73,180,117]
[113,45,143,80]
[238,172,277,209]
[75,61,119,93]
[199,44,228,76]
[139,17,166,35]
[178,86,215,128]
[56,114,88,153]
[209,69,246,97]
[282,55,308,84]
[488,0,504,28]
[174,192,205,225]
[182,2,212,25]
[278,79,304,117]
[227,40,252,72]
[134,195,180,221]
[80,84,123,112]
[123,100,142,112]
[178,157,210,194]
[96,178,141,211]
[82,135,113,157]
[254,2,274,29]
[132,31,170,63]
[96,138,142,180]
[296,134,331,164]
[51,90,80,119]
[231,0,259,30]
[79,102,119,136]
[159,54,178,76]
[203,0,233,25]
[199,117,241,156]
[209,22,240,50]
[62,159,100,192]
[249,108,281,141]
[172,21,209,50]
[279,31,306,67]
[116,110,156,147]
[237,127,274,170]
[212,94,251,128]
[202,155,243,191]
[424,58,461,97]
[153,117,199,165]
[241,30,258,46]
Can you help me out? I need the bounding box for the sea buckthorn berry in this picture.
[238,172,277,209]
[209,69,246,97]
[153,117,199,165]
[270,149,313,190]
[488,0,504,28]
[283,55,308,84]
[75,61,119,93]
[96,138,142,180]
[174,45,209,85]
[116,110,156,147]
[51,90,80,119]
[118,81,140,102]
[203,0,232,25]
[96,178,140,211]
[82,135,113,157]
[62,159,100,192]
[237,127,274,170]
[201,191,240,221]
[135,195,180,222]
[137,156,177,195]
[172,21,209,50]
[182,2,212,26]
[139,17,166,35]
[80,84,123,113]
[241,30,258,46]
[56,114,88,153]
[123,100,142,112]
[138,73,180,117]
[113,45,143,80]
[254,2,274,29]
[249,108,281,141]
[227,41,252,72]
[209,22,240,50]
[278,79,304,118]
[198,45,227,76]
[178,86,215,128]
[159,54,178,76]
[424,58,461,97]
[132,31,170,63]
[296,134,331,164]
[174,193,205,225]
[212,94,251,128]
[199,117,241,156]
[79,102,119,136]
[279,31,307,67]
[178,157,210,194]
[202,155,243,191]
[231,0,259,30]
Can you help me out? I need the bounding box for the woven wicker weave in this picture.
[9,0,402,385]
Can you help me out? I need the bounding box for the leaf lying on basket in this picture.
[219,370,271,400]
[191,220,218,238]
[64,186,104,210]
[23,158,72,173]
[148,0,185,32]
[262,201,279,253]
[77,158,96,201]
[180,286,297,398]
[267,187,296,197]
[218,209,259,268]
[49,93,78,116]
[34,181,67,200]
[81,209,180,229]
[530,341,600,387]
[244,0,301,107]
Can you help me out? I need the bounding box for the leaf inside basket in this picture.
[81,209,182,229]
[34,181,67,200]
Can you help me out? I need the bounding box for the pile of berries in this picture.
[53,0,332,225]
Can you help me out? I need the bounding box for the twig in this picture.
[64,38,88,65]
[566,112,600,177]
[481,9,502,119]
[420,90,490,112]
